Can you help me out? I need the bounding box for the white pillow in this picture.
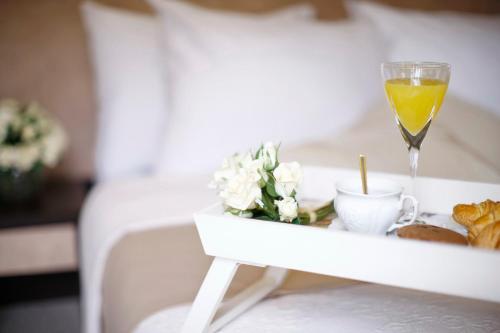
[349,1,500,117]
[149,0,385,176]
[82,1,167,181]
[81,1,315,181]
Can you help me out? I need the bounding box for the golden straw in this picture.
[359,154,368,194]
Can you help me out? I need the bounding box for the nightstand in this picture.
[0,181,89,277]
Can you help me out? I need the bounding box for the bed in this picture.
[76,0,500,332]
[81,95,500,333]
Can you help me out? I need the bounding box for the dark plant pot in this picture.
[0,164,45,206]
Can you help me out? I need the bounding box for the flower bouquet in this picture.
[0,99,67,203]
[211,143,334,225]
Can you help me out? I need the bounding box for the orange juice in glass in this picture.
[382,62,450,222]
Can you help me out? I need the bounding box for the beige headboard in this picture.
[0,0,498,180]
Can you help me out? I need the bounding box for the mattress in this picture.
[80,96,500,333]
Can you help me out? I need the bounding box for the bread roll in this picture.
[397,225,468,246]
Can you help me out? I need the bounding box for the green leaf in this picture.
[275,142,282,165]
[254,215,273,221]
[261,191,278,220]
[254,144,263,159]
[265,178,278,198]
[261,190,273,207]
[225,207,241,215]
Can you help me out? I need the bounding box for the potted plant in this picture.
[0,99,67,204]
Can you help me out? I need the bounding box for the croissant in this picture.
[471,221,500,250]
[453,200,500,228]
[468,212,500,242]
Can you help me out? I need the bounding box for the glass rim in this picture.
[381,61,450,69]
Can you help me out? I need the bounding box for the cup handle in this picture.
[399,195,419,224]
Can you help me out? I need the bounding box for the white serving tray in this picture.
[184,166,500,333]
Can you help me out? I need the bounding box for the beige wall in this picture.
[0,0,497,180]
[0,0,96,180]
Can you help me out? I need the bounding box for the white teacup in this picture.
[334,178,418,235]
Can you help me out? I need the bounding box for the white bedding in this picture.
[134,283,500,332]
[149,0,384,176]
[80,175,215,333]
[81,1,316,181]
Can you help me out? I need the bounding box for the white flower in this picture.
[0,99,20,114]
[0,99,67,170]
[22,125,36,141]
[241,155,264,182]
[25,102,44,117]
[0,100,18,142]
[273,161,303,197]
[211,152,264,190]
[212,152,250,189]
[257,142,278,171]
[0,114,10,143]
[275,197,298,222]
[220,169,262,211]
[0,144,40,171]
[40,123,67,167]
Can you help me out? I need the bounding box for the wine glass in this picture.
[382,62,450,222]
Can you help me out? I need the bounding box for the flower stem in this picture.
[298,200,335,224]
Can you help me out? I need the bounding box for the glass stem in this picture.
[408,146,419,197]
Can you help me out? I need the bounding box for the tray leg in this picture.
[182,258,288,333]
[210,266,288,332]
[182,257,239,333]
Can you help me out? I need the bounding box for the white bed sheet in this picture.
[80,175,215,333]
[134,283,500,332]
